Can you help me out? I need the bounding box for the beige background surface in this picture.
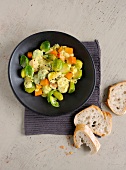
[0,0,126,169]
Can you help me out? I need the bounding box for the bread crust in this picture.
[74,105,112,137]
[74,124,101,154]
[107,81,126,115]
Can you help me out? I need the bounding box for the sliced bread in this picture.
[74,105,112,137]
[107,81,126,115]
[74,124,101,154]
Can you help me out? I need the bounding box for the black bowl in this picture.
[8,31,95,116]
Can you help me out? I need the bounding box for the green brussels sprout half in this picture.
[25,65,34,77]
[68,82,75,93]
[52,59,63,71]
[73,70,82,79]
[50,96,59,107]
[25,83,35,93]
[20,55,29,68]
[60,63,70,74]
[53,91,63,101]
[40,41,50,52]
[75,59,83,69]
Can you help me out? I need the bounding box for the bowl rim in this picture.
[8,31,96,116]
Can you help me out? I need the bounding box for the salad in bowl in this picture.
[20,40,83,107]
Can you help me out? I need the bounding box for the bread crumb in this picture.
[65,151,73,155]
[59,145,65,149]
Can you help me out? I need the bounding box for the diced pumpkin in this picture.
[65,72,73,80]
[40,78,50,86]
[67,56,76,64]
[50,50,57,56]
[58,46,63,53]
[36,84,42,89]
[27,52,33,58]
[35,89,42,96]
[64,47,73,54]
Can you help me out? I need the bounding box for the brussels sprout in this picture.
[25,65,34,77]
[47,90,59,107]
[47,90,54,103]
[60,63,70,74]
[53,91,63,101]
[40,41,50,52]
[43,54,56,61]
[21,68,26,78]
[50,96,59,107]
[25,83,35,93]
[52,59,63,71]
[73,70,82,79]
[68,82,75,93]
[75,59,83,69]
[20,55,29,68]
[48,72,61,82]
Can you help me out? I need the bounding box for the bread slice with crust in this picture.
[74,105,112,137]
[107,81,126,115]
[74,124,101,154]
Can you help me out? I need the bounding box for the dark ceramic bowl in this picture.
[8,31,95,116]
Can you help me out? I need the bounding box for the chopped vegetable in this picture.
[75,59,83,69]
[27,52,32,58]
[53,90,63,101]
[40,41,50,52]
[58,46,63,53]
[64,47,73,54]
[25,65,34,77]
[40,78,49,86]
[52,59,63,71]
[60,63,70,74]
[36,84,42,89]
[25,83,35,93]
[47,90,54,103]
[50,96,59,107]
[50,50,57,56]
[65,72,73,80]
[21,68,26,78]
[67,56,76,64]
[73,70,82,79]
[35,88,42,96]
[20,55,29,68]
[68,82,75,93]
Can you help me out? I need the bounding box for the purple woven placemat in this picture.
[24,40,101,135]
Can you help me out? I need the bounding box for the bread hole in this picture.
[124,91,126,94]
[86,116,90,120]
[118,98,120,101]
[116,107,120,109]
[81,138,84,143]
[92,110,94,112]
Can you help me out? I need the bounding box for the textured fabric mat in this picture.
[24,40,101,135]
